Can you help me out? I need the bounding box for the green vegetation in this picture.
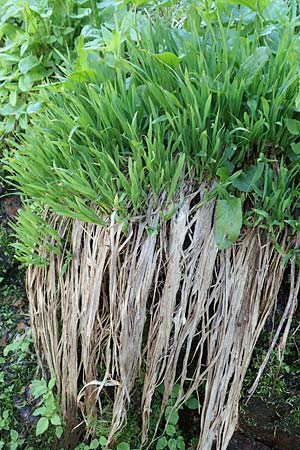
[243,315,300,432]
[0,0,114,134]
[1,0,300,449]
[0,290,58,449]
[5,0,300,265]
[31,378,63,439]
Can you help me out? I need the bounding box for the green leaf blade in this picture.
[36,417,49,436]
[215,197,243,250]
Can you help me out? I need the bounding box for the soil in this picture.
[2,195,21,218]
[228,432,271,450]
[239,397,300,450]
[227,271,300,450]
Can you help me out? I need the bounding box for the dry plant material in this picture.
[26,189,297,450]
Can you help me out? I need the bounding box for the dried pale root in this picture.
[27,192,299,450]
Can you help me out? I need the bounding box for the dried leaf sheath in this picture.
[26,194,294,449]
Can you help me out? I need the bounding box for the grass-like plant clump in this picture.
[6,0,300,264]
[3,1,300,449]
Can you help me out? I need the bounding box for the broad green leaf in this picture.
[217,167,230,182]
[32,406,47,416]
[55,426,63,438]
[36,417,49,436]
[25,67,48,82]
[215,197,243,250]
[50,414,61,426]
[291,142,300,154]
[3,341,19,356]
[27,102,43,114]
[10,430,18,440]
[176,437,185,450]
[103,32,121,53]
[171,384,180,398]
[154,52,183,67]
[4,116,15,132]
[168,439,177,450]
[228,0,270,10]
[90,439,100,449]
[156,437,168,450]
[68,70,97,83]
[48,378,56,390]
[185,397,199,410]
[240,47,269,86]
[285,118,300,136]
[9,90,17,107]
[44,393,56,411]
[232,165,263,193]
[31,379,48,398]
[0,101,26,116]
[70,8,92,18]
[117,443,130,450]
[97,0,128,7]
[18,115,28,130]
[165,407,179,426]
[99,436,107,446]
[18,75,33,92]
[166,424,176,436]
[18,55,39,74]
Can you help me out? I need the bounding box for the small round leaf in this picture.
[99,436,107,446]
[117,443,130,450]
[55,426,64,438]
[156,437,168,449]
[166,424,176,436]
[168,439,177,450]
[185,397,199,410]
[36,417,49,436]
[50,414,61,426]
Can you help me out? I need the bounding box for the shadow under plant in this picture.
[0,185,60,449]
[239,274,300,450]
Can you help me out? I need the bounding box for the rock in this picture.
[240,425,300,450]
[2,195,21,218]
[240,397,300,450]
[0,332,7,348]
[228,432,271,450]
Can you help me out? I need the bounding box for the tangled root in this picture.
[27,190,299,449]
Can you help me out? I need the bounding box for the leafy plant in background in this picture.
[0,411,24,450]
[75,438,131,450]
[31,378,63,439]
[155,384,199,450]
[0,0,116,135]
[3,0,300,449]
[6,0,300,264]
[0,295,59,450]
[3,328,32,360]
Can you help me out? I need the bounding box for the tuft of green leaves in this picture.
[31,378,63,439]
[5,0,300,264]
[0,0,115,134]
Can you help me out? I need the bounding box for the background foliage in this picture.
[5,0,300,265]
[1,0,300,449]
